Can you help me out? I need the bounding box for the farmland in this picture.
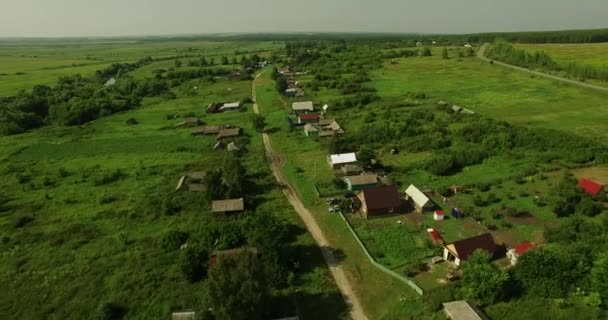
[514,42,608,68]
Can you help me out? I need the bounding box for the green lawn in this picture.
[514,42,608,68]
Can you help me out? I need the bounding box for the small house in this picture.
[304,123,319,136]
[434,210,445,221]
[175,117,201,128]
[212,198,245,214]
[292,101,314,113]
[443,233,497,266]
[206,102,223,113]
[442,300,486,320]
[328,152,358,169]
[227,142,240,152]
[192,125,220,136]
[405,185,432,213]
[507,241,534,266]
[219,101,241,112]
[342,164,363,176]
[216,128,241,140]
[298,113,319,124]
[357,185,402,219]
[176,172,206,192]
[343,174,378,191]
[578,178,604,197]
[172,311,196,320]
[285,88,297,97]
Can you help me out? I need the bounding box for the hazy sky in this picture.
[1,0,607,37]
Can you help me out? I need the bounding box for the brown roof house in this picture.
[175,117,202,128]
[216,127,241,140]
[341,164,364,176]
[343,174,378,191]
[212,198,245,214]
[357,185,402,219]
[175,171,206,192]
[191,125,221,136]
[443,233,498,267]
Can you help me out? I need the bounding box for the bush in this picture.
[98,193,117,204]
[98,302,126,320]
[180,246,208,282]
[93,169,125,186]
[13,215,34,228]
[160,230,189,251]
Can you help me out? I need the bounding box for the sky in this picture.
[1,0,607,37]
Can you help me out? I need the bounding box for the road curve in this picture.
[477,43,608,93]
[252,71,368,320]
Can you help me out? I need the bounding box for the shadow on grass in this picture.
[267,290,349,320]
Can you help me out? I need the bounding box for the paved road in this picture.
[252,72,368,320]
[477,43,608,93]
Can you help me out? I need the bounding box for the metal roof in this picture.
[405,184,430,207]
[329,152,357,165]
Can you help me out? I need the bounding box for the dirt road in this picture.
[477,43,608,93]
[252,72,368,320]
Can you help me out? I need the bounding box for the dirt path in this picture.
[477,43,608,93]
[252,72,368,320]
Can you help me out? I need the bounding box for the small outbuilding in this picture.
[285,88,297,97]
[507,241,534,266]
[443,233,498,267]
[578,178,604,197]
[357,185,402,219]
[343,174,378,191]
[175,117,201,128]
[442,300,487,320]
[342,164,364,176]
[192,125,221,136]
[328,152,358,169]
[405,185,432,213]
[172,311,196,320]
[304,123,319,136]
[434,210,445,221]
[212,198,245,214]
[219,101,241,112]
[216,128,241,140]
[292,101,314,113]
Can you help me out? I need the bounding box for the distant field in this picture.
[0,40,281,96]
[514,42,608,68]
[372,49,608,138]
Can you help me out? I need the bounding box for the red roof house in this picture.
[298,113,319,124]
[578,178,604,197]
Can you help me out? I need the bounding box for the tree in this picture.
[251,114,266,133]
[208,252,268,320]
[180,246,208,282]
[442,48,449,59]
[204,169,224,201]
[98,302,126,320]
[357,146,376,167]
[221,56,229,65]
[422,47,432,56]
[591,252,608,305]
[275,77,288,94]
[270,67,279,80]
[460,250,510,305]
[222,153,246,198]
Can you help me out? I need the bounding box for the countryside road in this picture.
[252,72,368,320]
[477,43,608,93]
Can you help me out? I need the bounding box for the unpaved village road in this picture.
[252,72,368,320]
[477,43,608,93]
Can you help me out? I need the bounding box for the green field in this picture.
[0,41,346,320]
[514,42,608,68]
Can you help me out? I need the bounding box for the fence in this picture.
[338,212,424,295]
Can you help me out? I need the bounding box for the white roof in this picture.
[329,153,357,165]
[292,101,314,111]
[405,185,430,207]
[221,101,241,108]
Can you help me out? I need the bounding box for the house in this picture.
[211,198,245,214]
[172,311,196,320]
[328,152,357,169]
[304,123,319,136]
[176,172,206,192]
[191,125,220,136]
[343,174,378,191]
[578,178,604,197]
[298,113,319,124]
[285,88,297,97]
[292,101,314,113]
[209,247,258,268]
[219,101,241,112]
[405,185,432,212]
[175,117,201,128]
[342,164,364,176]
[507,241,534,266]
[206,102,223,113]
[443,233,498,266]
[442,300,487,320]
[216,128,241,140]
[434,210,445,221]
[357,185,402,219]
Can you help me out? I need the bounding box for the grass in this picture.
[514,42,608,68]
[0,42,345,319]
[372,51,608,138]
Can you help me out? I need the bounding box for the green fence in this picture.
[338,212,424,295]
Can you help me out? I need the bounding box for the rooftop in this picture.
[329,152,357,165]
[344,174,378,186]
[360,185,401,211]
[447,233,497,261]
[292,101,314,111]
[212,198,245,213]
[405,184,431,207]
[443,300,486,320]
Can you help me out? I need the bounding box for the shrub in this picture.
[98,193,117,204]
[93,169,125,186]
[180,246,208,282]
[160,230,189,251]
[476,182,491,192]
[98,302,126,320]
[13,215,34,228]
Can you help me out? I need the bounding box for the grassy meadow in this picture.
[514,42,608,68]
[0,41,346,319]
